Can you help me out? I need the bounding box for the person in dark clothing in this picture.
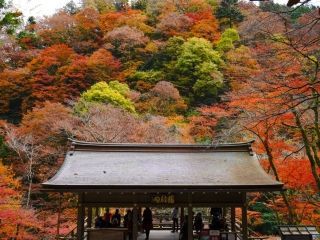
[210,207,223,230]
[124,209,133,240]
[171,207,179,233]
[179,215,189,240]
[194,212,204,234]
[124,209,132,227]
[103,209,112,227]
[142,207,153,240]
[210,208,222,218]
[211,215,220,230]
[111,209,121,227]
[95,216,104,228]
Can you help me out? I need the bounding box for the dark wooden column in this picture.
[87,207,92,228]
[94,207,98,217]
[242,204,248,240]
[132,207,138,240]
[138,208,142,226]
[231,207,236,232]
[180,207,184,230]
[223,207,227,218]
[77,193,85,240]
[187,206,193,240]
[138,207,142,233]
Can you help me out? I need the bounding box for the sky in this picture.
[12,0,81,18]
[11,0,320,19]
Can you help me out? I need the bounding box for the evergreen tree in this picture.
[0,0,22,34]
[260,1,316,21]
[216,0,244,28]
[63,0,80,15]
[132,0,148,10]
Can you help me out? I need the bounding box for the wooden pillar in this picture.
[180,207,184,230]
[223,207,227,231]
[187,206,193,240]
[138,207,142,232]
[132,207,138,240]
[231,207,236,232]
[242,205,248,240]
[87,207,92,228]
[223,207,227,218]
[77,193,85,240]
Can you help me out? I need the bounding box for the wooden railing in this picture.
[152,214,213,230]
[57,214,263,240]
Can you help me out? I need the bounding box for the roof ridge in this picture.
[68,138,255,153]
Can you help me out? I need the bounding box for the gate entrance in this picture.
[42,140,283,240]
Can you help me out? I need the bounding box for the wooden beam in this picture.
[231,207,236,232]
[80,202,244,208]
[43,188,282,193]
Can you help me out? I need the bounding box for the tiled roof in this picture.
[42,140,283,192]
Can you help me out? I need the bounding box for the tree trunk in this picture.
[264,139,296,223]
[26,158,34,208]
[294,111,320,191]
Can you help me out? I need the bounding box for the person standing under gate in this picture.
[194,212,204,234]
[142,207,153,240]
[111,209,121,227]
[171,207,179,233]
[124,209,133,240]
[179,215,189,240]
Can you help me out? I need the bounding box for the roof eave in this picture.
[68,139,256,153]
[41,183,284,192]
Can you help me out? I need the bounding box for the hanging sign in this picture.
[151,194,175,204]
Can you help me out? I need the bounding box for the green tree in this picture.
[174,37,224,104]
[132,0,148,10]
[216,28,240,53]
[259,2,316,21]
[82,0,128,11]
[128,70,164,92]
[216,0,244,28]
[77,81,136,113]
[127,36,184,92]
[16,16,38,49]
[63,0,81,15]
[113,0,129,11]
[82,0,115,12]
[143,36,185,71]
[0,0,22,35]
[0,135,9,158]
[135,37,225,105]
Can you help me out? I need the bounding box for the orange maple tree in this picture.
[0,162,41,239]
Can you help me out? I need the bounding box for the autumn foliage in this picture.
[0,162,41,239]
